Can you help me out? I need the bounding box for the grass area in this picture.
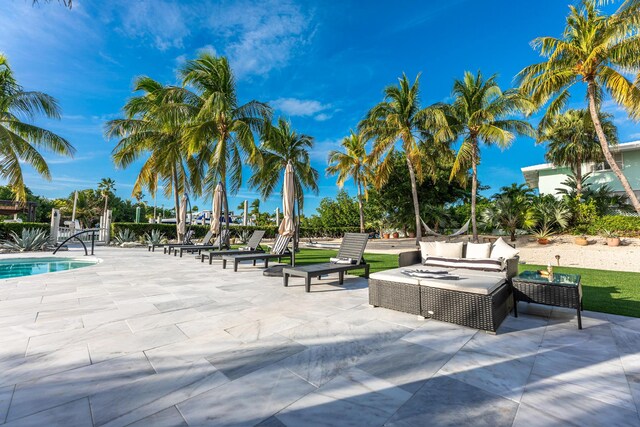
[295,249,640,318]
[519,265,640,318]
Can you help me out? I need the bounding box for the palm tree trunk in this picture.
[172,167,181,242]
[587,82,640,213]
[575,162,583,197]
[471,140,479,243]
[103,195,108,217]
[357,181,365,233]
[221,174,229,250]
[405,157,422,245]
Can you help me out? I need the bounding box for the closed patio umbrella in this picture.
[211,182,223,249]
[178,193,187,243]
[279,161,296,265]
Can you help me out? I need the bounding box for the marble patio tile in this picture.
[385,376,518,427]
[0,338,28,362]
[25,320,132,356]
[497,312,548,336]
[144,330,243,374]
[511,403,576,427]
[356,340,451,393]
[611,323,640,355]
[89,358,228,427]
[3,397,93,427]
[255,416,287,427]
[0,316,84,345]
[81,302,161,328]
[522,373,640,426]
[192,299,257,317]
[461,327,542,359]
[224,314,306,343]
[0,344,90,388]
[177,363,316,426]
[439,347,536,402]
[0,312,37,329]
[154,296,215,312]
[206,334,306,380]
[401,319,478,354]
[328,304,426,329]
[125,406,187,427]
[0,385,14,424]
[125,308,205,332]
[7,352,155,421]
[276,390,393,427]
[87,324,187,363]
[279,317,366,347]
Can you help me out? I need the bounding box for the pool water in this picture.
[0,257,98,279]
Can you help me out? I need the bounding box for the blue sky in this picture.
[1,0,637,215]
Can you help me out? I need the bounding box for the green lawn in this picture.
[294,249,640,318]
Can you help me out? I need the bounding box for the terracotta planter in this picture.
[607,237,621,247]
[382,233,390,239]
[408,231,416,238]
[391,232,399,239]
[574,237,588,246]
[537,238,550,245]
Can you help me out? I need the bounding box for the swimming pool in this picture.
[0,257,98,279]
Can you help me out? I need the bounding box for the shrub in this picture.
[584,215,640,237]
[143,229,165,245]
[0,222,49,240]
[1,228,52,251]
[113,228,137,244]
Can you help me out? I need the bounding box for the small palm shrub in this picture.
[114,228,137,244]
[143,229,165,245]
[1,228,52,251]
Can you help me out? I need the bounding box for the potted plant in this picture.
[382,231,390,239]
[533,226,554,245]
[574,235,588,246]
[601,229,621,247]
[391,231,399,239]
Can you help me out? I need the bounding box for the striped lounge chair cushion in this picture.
[271,235,290,255]
[423,256,504,272]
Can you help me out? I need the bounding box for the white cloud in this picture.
[312,138,345,165]
[271,98,330,117]
[314,113,331,122]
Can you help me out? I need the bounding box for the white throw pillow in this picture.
[465,242,491,259]
[419,241,436,263]
[490,237,520,260]
[435,241,464,258]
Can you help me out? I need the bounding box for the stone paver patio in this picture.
[0,247,638,426]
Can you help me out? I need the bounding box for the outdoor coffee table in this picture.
[512,270,583,329]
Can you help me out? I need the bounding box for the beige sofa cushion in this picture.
[418,268,506,295]
[435,241,464,258]
[370,265,422,285]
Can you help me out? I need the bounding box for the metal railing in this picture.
[53,228,101,256]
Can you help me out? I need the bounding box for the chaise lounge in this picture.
[282,232,370,292]
[172,229,231,257]
[368,239,519,333]
[199,230,266,264]
[221,234,292,271]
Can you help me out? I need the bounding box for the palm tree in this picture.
[0,54,75,201]
[327,131,373,233]
[106,77,195,241]
[179,53,271,235]
[249,118,319,212]
[539,109,616,196]
[518,0,640,213]
[360,74,444,244]
[97,178,116,216]
[431,71,534,241]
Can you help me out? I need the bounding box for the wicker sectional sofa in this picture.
[369,247,519,333]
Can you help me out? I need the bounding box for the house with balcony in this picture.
[521,141,640,199]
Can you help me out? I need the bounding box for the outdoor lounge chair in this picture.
[200,230,266,264]
[282,232,370,292]
[150,230,195,253]
[174,229,231,257]
[162,229,202,254]
[221,234,292,271]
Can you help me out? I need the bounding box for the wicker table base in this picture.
[512,272,583,329]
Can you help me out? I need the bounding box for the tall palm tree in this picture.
[327,131,373,233]
[539,109,616,196]
[97,178,116,216]
[106,77,195,241]
[431,71,534,241]
[179,54,271,235]
[249,118,319,211]
[518,0,640,212]
[360,74,444,244]
[0,54,75,201]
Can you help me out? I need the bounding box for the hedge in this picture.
[0,222,49,240]
[584,215,640,237]
[112,223,374,240]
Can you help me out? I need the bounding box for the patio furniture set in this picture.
[150,230,582,330]
[368,239,583,333]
